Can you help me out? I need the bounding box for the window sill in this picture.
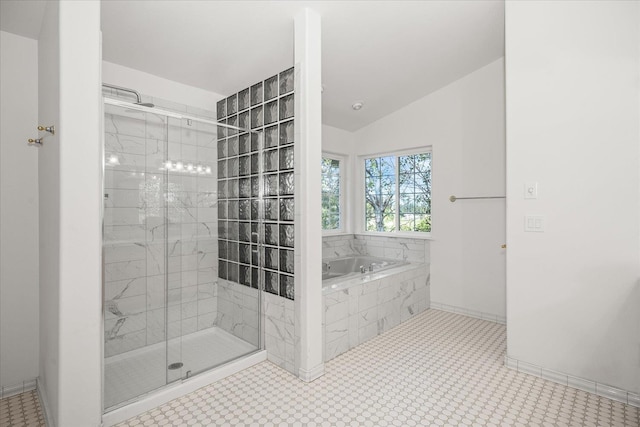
[322,230,351,237]
[354,231,433,240]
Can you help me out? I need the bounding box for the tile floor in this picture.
[3,309,639,426]
[115,309,639,426]
[0,390,46,427]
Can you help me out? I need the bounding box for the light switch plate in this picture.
[525,182,538,199]
[525,215,544,232]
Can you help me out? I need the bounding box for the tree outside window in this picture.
[365,152,431,233]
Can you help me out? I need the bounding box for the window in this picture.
[364,151,431,233]
[321,156,342,231]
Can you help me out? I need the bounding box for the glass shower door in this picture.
[103,103,169,410]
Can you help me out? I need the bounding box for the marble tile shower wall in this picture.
[103,96,219,357]
[322,234,430,264]
[216,67,295,300]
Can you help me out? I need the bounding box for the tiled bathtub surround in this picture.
[216,68,295,301]
[103,96,219,358]
[322,233,430,264]
[323,263,430,361]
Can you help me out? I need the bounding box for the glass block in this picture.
[251,267,259,289]
[238,200,250,220]
[251,153,259,174]
[217,159,227,179]
[216,99,226,120]
[228,136,239,157]
[238,134,251,155]
[218,221,228,239]
[238,111,250,132]
[280,68,294,95]
[251,131,261,152]
[264,174,279,196]
[228,115,238,136]
[279,172,294,196]
[280,274,294,300]
[218,260,227,280]
[239,177,251,198]
[217,180,227,200]
[280,198,294,221]
[251,200,259,220]
[279,120,294,145]
[217,122,227,140]
[228,222,239,241]
[264,75,278,101]
[228,157,238,178]
[217,140,227,159]
[228,262,239,283]
[228,178,239,198]
[265,247,278,270]
[251,244,259,266]
[264,270,278,295]
[251,176,259,198]
[263,198,278,221]
[218,200,227,219]
[228,200,238,219]
[279,146,294,170]
[239,222,251,242]
[279,224,294,248]
[218,240,228,259]
[227,241,238,262]
[264,100,278,125]
[238,88,250,111]
[227,94,238,116]
[279,249,294,274]
[264,125,278,149]
[250,106,263,129]
[264,149,278,172]
[264,223,279,246]
[237,264,250,287]
[279,94,294,120]
[250,82,263,106]
[239,155,251,176]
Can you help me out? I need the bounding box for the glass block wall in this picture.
[217,67,295,300]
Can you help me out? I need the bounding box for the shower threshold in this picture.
[103,326,264,426]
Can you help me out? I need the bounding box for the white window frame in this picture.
[321,152,347,235]
[358,146,432,239]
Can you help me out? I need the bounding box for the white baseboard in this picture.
[37,378,55,427]
[298,364,325,382]
[505,355,639,408]
[429,301,506,324]
[0,378,37,399]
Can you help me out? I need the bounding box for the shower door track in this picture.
[104,97,250,131]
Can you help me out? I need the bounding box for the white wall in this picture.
[0,31,40,392]
[38,1,103,425]
[353,59,506,319]
[505,1,639,393]
[102,61,224,110]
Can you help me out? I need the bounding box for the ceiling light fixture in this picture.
[352,101,364,111]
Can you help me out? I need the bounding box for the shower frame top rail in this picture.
[103,97,256,133]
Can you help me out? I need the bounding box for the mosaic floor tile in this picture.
[0,390,46,427]
[114,309,639,426]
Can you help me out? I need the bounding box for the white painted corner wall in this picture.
[350,59,506,319]
[505,0,640,393]
[0,30,40,392]
[38,1,103,425]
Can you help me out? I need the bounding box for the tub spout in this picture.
[360,265,366,274]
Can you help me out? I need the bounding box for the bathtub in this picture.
[321,255,430,361]
[322,255,409,288]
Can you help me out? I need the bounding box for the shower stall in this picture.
[101,90,264,411]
